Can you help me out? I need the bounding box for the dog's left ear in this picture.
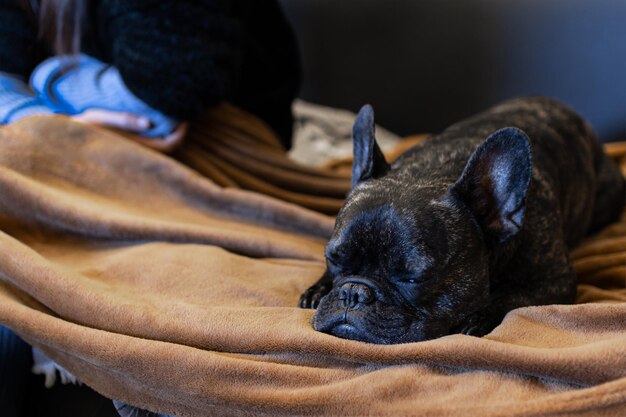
[352,104,390,188]
[449,127,532,244]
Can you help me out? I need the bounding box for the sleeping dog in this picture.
[299,97,625,344]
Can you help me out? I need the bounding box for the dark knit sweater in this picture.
[0,0,301,146]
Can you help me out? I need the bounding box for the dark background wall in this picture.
[279,0,626,142]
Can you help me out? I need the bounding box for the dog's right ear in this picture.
[352,104,390,188]
[449,127,532,245]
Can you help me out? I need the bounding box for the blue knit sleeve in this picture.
[0,72,56,124]
[30,54,179,137]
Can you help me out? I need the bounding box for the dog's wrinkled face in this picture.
[312,104,531,344]
[313,186,490,343]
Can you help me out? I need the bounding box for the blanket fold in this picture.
[0,109,625,417]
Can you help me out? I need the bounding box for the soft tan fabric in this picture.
[173,104,351,214]
[0,111,625,417]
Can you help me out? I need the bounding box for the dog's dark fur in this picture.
[299,97,625,344]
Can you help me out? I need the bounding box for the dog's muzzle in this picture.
[338,282,375,308]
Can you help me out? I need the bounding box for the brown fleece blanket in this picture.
[0,109,625,417]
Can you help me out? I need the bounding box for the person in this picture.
[0,0,301,415]
[0,0,300,149]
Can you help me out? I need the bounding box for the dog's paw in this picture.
[455,311,498,337]
[298,283,332,309]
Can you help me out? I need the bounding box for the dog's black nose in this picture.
[338,282,375,308]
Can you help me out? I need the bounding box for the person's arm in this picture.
[100,0,244,119]
[30,54,180,137]
[0,72,56,124]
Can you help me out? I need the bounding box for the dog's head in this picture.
[313,105,532,343]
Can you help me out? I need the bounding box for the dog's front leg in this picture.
[299,269,333,309]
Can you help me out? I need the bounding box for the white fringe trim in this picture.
[32,348,81,388]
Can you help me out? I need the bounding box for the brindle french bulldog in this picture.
[299,97,625,344]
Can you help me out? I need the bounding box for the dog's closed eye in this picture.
[326,256,339,267]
